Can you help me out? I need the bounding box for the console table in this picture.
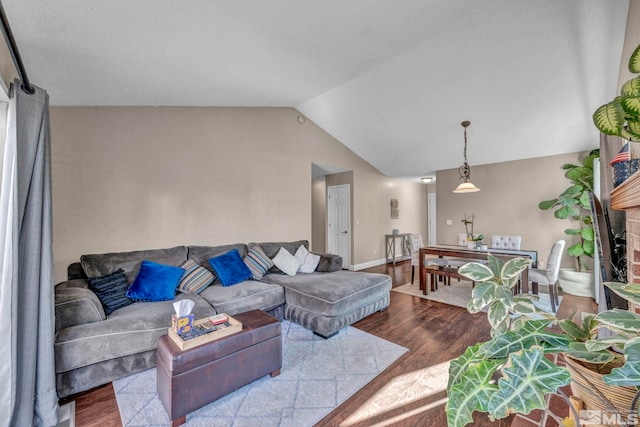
[385,233,411,265]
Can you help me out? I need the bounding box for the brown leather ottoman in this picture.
[157,309,282,426]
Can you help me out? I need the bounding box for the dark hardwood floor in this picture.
[65,261,597,427]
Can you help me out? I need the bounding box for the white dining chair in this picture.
[408,233,446,284]
[491,235,522,250]
[528,240,566,312]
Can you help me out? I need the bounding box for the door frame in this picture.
[327,184,351,268]
[428,192,437,246]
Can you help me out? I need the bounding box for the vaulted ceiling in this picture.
[3,0,630,179]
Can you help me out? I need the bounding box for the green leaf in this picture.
[482,320,569,359]
[448,343,484,389]
[459,262,494,283]
[558,318,589,341]
[559,184,583,198]
[630,43,640,74]
[628,120,640,141]
[486,254,504,279]
[501,257,532,280]
[621,76,640,96]
[606,282,640,305]
[564,228,582,236]
[488,300,509,332]
[566,242,585,257]
[564,342,615,364]
[585,334,627,352]
[593,100,624,136]
[581,226,594,241]
[595,309,640,335]
[583,239,594,257]
[487,348,572,419]
[604,337,640,386]
[555,205,579,220]
[538,199,559,210]
[468,282,496,312]
[621,96,640,116]
[447,359,501,427]
[578,190,592,208]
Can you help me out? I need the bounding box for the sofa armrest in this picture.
[55,280,106,332]
[314,253,343,272]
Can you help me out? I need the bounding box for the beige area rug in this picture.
[392,281,561,314]
[114,320,407,426]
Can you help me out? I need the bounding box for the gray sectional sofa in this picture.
[54,240,391,398]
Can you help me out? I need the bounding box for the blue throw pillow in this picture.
[126,260,184,302]
[209,249,253,286]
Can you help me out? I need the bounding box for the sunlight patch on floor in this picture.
[339,361,450,426]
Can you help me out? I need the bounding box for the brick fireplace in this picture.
[611,170,640,284]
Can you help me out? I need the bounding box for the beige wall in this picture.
[436,151,591,268]
[0,38,17,96]
[618,0,640,91]
[353,169,428,265]
[311,177,326,253]
[50,106,428,281]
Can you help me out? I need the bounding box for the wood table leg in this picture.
[172,416,186,427]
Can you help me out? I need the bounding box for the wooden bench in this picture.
[422,265,473,295]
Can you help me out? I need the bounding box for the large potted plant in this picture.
[538,149,600,297]
[447,255,640,427]
[558,283,640,424]
[593,43,640,142]
[446,254,572,427]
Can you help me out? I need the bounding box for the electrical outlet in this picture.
[373,248,377,255]
[446,219,453,226]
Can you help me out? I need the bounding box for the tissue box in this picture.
[171,314,194,334]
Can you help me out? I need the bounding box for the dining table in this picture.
[418,244,538,294]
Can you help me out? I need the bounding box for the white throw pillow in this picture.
[272,247,302,276]
[294,245,321,273]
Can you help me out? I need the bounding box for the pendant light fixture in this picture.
[453,121,481,193]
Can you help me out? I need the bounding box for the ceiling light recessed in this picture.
[421,177,433,183]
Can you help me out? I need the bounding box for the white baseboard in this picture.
[57,401,75,427]
[351,258,388,271]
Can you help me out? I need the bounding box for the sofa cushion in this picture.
[255,240,308,259]
[243,243,274,280]
[177,259,215,294]
[294,245,321,273]
[261,271,391,317]
[87,269,133,315]
[209,249,253,286]
[127,260,184,302]
[80,246,188,283]
[54,293,215,373]
[199,280,285,316]
[55,282,106,332]
[272,247,302,276]
[187,244,248,275]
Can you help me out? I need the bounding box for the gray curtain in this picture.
[0,80,58,426]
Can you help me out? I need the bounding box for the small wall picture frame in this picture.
[390,199,399,219]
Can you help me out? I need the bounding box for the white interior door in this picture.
[327,184,350,268]
[428,192,437,246]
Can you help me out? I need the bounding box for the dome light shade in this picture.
[453,181,481,193]
[453,121,480,193]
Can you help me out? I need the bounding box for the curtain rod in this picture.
[0,1,33,94]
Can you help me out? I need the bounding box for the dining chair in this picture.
[491,235,522,250]
[408,233,446,284]
[528,239,566,312]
